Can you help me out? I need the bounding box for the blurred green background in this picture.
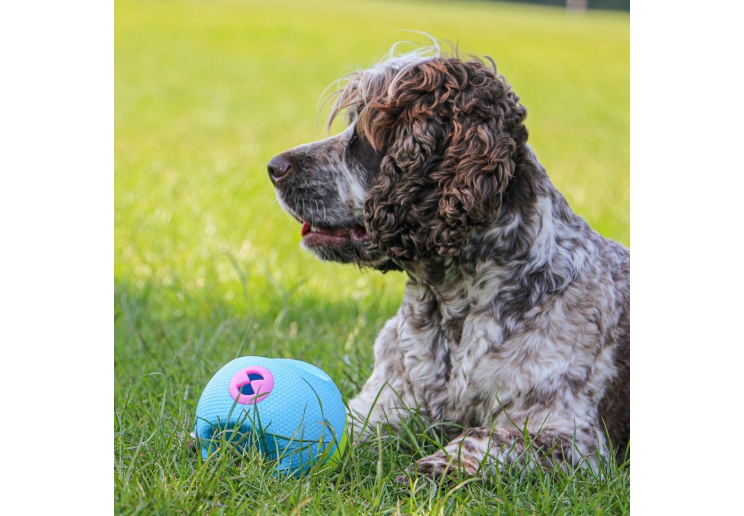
[115,0,629,425]
[115,1,628,511]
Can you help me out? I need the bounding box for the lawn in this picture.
[114,0,629,513]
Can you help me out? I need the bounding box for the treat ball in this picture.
[194,356,348,475]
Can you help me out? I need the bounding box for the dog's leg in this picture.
[347,375,413,441]
[346,316,417,441]
[396,426,603,481]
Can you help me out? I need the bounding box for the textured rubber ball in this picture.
[194,357,348,475]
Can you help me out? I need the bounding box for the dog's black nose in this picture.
[268,155,293,185]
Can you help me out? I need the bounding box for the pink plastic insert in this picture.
[228,366,275,405]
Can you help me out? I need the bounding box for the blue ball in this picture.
[194,357,348,475]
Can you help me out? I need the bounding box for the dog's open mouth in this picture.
[301,221,369,246]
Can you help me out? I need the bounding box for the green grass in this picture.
[115,0,629,513]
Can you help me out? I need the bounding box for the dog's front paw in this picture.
[396,449,479,483]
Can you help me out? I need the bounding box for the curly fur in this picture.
[331,55,527,259]
[268,43,629,479]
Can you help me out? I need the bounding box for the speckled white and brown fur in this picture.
[268,45,629,479]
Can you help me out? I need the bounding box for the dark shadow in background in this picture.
[490,0,629,11]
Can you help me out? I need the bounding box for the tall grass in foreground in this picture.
[115,0,629,513]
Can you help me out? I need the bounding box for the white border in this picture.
[0,0,112,512]
[632,0,744,513]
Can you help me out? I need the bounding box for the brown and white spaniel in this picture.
[268,43,629,479]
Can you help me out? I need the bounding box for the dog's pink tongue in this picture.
[301,222,311,237]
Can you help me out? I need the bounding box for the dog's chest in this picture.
[396,308,508,423]
[395,303,595,427]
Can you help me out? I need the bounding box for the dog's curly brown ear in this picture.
[360,57,528,260]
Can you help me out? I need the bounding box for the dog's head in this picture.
[269,48,528,270]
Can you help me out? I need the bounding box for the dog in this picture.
[268,44,629,479]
